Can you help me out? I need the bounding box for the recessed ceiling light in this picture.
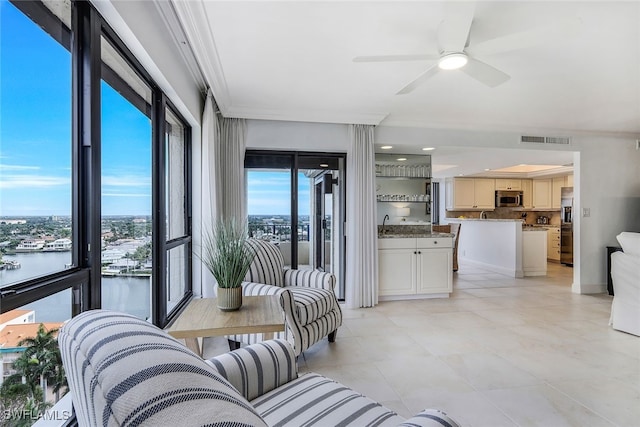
[319,163,329,168]
[458,173,464,176]
[484,168,491,171]
[438,52,468,70]
[397,157,407,161]
[422,147,435,151]
[380,145,393,150]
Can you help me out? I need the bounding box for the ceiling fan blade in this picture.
[462,56,510,87]
[353,54,439,63]
[396,64,440,95]
[437,1,476,53]
[470,16,583,56]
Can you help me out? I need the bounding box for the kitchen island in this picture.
[378,230,455,300]
[447,219,547,278]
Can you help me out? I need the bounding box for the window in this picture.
[0,0,72,287]
[245,151,346,299]
[100,34,153,320]
[0,0,193,421]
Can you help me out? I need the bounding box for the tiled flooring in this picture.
[205,262,640,427]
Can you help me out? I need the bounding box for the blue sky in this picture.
[1,1,302,218]
[247,170,310,216]
[1,1,151,216]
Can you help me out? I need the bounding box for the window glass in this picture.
[247,169,292,266]
[1,288,72,421]
[100,35,153,320]
[0,0,72,287]
[166,108,186,240]
[167,245,187,314]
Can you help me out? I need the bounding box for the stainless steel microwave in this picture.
[495,190,523,207]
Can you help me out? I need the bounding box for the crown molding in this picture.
[225,105,388,126]
[171,0,231,112]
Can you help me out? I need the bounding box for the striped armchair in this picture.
[228,239,342,356]
[59,310,460,427]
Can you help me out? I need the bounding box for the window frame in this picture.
[0,0,193,329]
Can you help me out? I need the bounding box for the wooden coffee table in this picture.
[166,295,284,357]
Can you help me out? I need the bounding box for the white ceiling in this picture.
[170,1,637,177]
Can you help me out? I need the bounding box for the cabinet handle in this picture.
[418,251,422,254]
[433,241,438,244]
[414,251,417,254]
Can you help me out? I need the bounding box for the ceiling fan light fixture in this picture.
[438,52,468,70]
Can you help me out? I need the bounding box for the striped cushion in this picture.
[59,310,267,427]
[287,287,337,326]
[252,373,404,426]
[284,269,336,290]
[399,409,460,427]
[245,239,285,287]
[206,339,297,402]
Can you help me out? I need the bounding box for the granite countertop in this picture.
[448,218,524,222]
[378,232,454,239]
[522,227,548,232]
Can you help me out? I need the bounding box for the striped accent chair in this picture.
[228,239,343,356]
[60,310,460,427]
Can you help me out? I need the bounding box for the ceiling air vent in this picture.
[520,135,572,145]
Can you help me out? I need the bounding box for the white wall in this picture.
[246,119,349,152]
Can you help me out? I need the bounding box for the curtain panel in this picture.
[345,124,379,308]
[201,90,247,296]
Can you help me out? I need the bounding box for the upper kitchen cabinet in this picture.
[532,179,552,210]
[521,179,533,209]
[495,179,522,191]
[446,178,495,210]
[552,176,565,209]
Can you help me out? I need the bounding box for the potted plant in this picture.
[200,218,255,311]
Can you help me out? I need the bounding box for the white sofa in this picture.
[609,232,640,336]
[59,310,460,427]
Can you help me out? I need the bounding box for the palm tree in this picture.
[15,324,67,404]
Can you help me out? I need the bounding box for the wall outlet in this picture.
[582,207,591,217]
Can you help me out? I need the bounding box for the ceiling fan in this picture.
[353,2,581,94]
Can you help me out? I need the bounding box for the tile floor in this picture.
[205,262,640,427]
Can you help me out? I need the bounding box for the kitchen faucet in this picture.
[382,214,390,235]
[480,211,487,219]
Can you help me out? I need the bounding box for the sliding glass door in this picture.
[246,152,345,299]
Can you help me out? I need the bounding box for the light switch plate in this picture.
[582,208,591,217]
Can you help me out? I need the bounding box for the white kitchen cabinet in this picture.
[523,230,548,276]
[532,179,552,210]
[552,176,565,209]
[446,178,495,210]
[547,227,561,261]
[378,237,452,298]
[378,247,416,296]
[521,179,533,209]
[566,174,574,187]
[495,179,522,191]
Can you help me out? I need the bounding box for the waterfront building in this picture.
[43,238,72,252]
[15,239,46,252]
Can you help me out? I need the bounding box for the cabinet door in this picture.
[379,249,416,296]
[532,179,552,209]
[417,248,452,293]
[547,228,561,261]
[552,177,564,209]
[474,179,496,209]
[521,179,533,209]
[566,175,574,187]
[495,179,522,190]
[453,178,476,209]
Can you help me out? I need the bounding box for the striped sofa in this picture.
[59,310,460,427]
[228,239,343,356]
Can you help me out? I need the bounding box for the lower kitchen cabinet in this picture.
[547,227,561,261]
[378,237,453,299]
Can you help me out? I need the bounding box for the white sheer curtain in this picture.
[217,117,247,221]
[345,124,378,308]
[200,90,247,296]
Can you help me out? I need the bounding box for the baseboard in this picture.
[459,257,523,278]
[379,293,450,301]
